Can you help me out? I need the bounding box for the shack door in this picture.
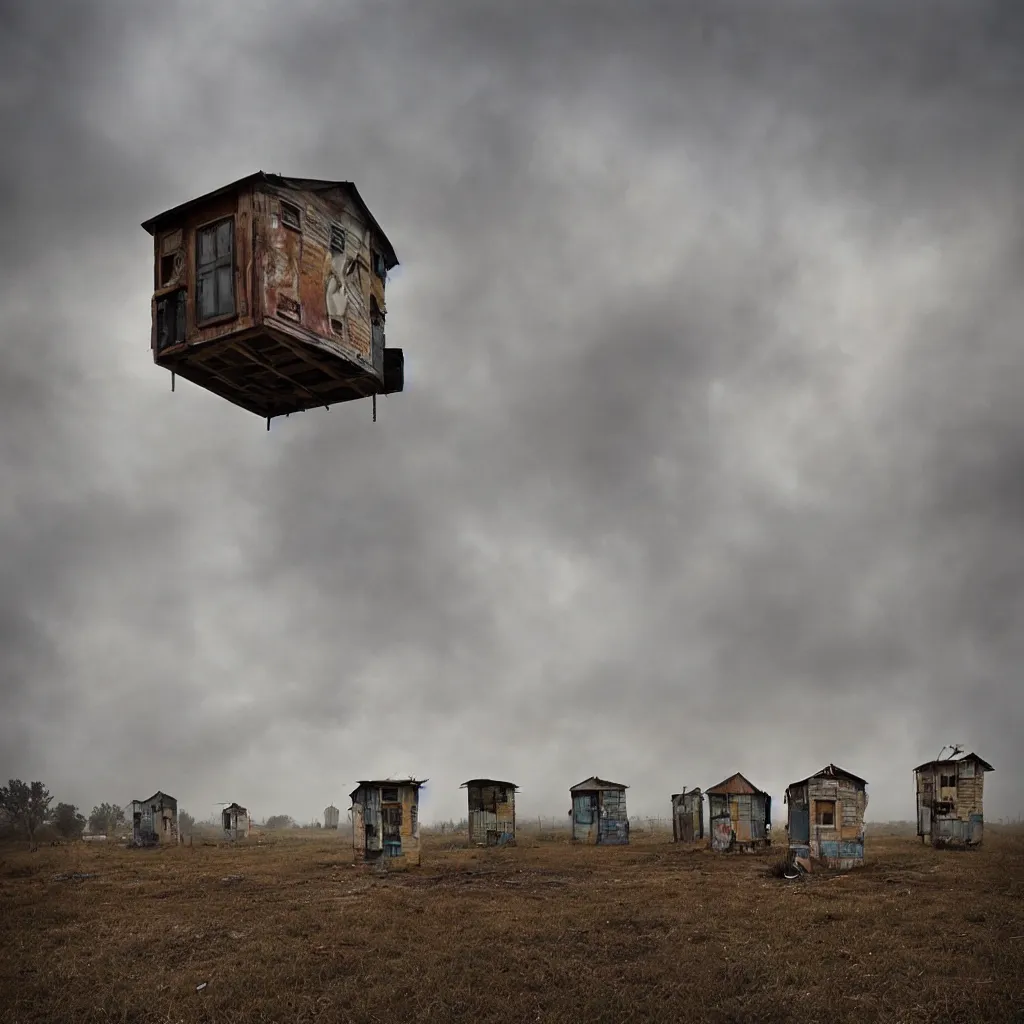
[789,795,810,844]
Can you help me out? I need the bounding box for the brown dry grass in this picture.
[1,824,1022,1024]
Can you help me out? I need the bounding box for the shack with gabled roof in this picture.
[141,172,404,428]
[913,747,993,847]
[129,791,179,847]
[706,773,771,852]
[569,777,629,845]
[785,763,868,870]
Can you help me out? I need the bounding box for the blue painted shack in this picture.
[570,776,629,845]
[785,764,868,870]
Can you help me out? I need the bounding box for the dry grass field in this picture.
[1,823,1022,1024]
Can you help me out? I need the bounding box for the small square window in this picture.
[280,201,301,231]
[815,800,835,827]
[381,787,399,804]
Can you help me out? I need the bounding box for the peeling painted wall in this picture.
[256,184,385,375]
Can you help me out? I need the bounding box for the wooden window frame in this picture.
[195,215,237,327]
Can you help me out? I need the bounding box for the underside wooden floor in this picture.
[158,330,402,419]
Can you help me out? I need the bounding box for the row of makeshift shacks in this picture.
[125,750,993,871]
[343,752,993,870]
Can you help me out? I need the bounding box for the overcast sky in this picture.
[1,0,1022,828]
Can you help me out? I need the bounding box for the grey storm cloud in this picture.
[0,0,1022,825]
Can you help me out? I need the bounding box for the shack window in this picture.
[196,217,235,322]
[497,787,508,803]
[330,225,346,255]
[958,760,975,779]
[381,787,399,803]
[280,201,301,232]
[815,800,836,827]
[411,803,418,837]
[372,251,387,281]
[940,774,956,788]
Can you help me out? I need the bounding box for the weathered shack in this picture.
[462,779,517,846]
[141,172,404,428]
[324,804,340,830]
[221,802,250,841]
[706,773,771,852]
[350,779,425,867]
[569,777,629,845]
[129,791,179,847]
[671,787,704,843]
[785,764,868,870]
[914,749,993,847]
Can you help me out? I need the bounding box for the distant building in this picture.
[324,804,340,830]
[350,779,426,867]
[706,773,771,852]
[129,791,179,847]
[785,763,868,870]
[914,749,994,847]
[222,803,250,841]
[671,787,704,843]
[569,777,629,845]
[462,779,517,846]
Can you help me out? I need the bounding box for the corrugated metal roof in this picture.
[706,772,765,796]
[570,776,628,792]
[460,779,518,789]
[913,752,994,773]
[140,171,399,269]
[787,763,868,789]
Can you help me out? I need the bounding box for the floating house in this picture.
[129,791,179,847]
[462,779,517,846]
[914,748,993,847]
[350,779,425,867]
[569,777,629,845]
[785,764,868,870]
[706,773,771,852]
[221,802,250,841]
[671,787,704,843]
[324,804,340,830]
[141,172,404,428]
